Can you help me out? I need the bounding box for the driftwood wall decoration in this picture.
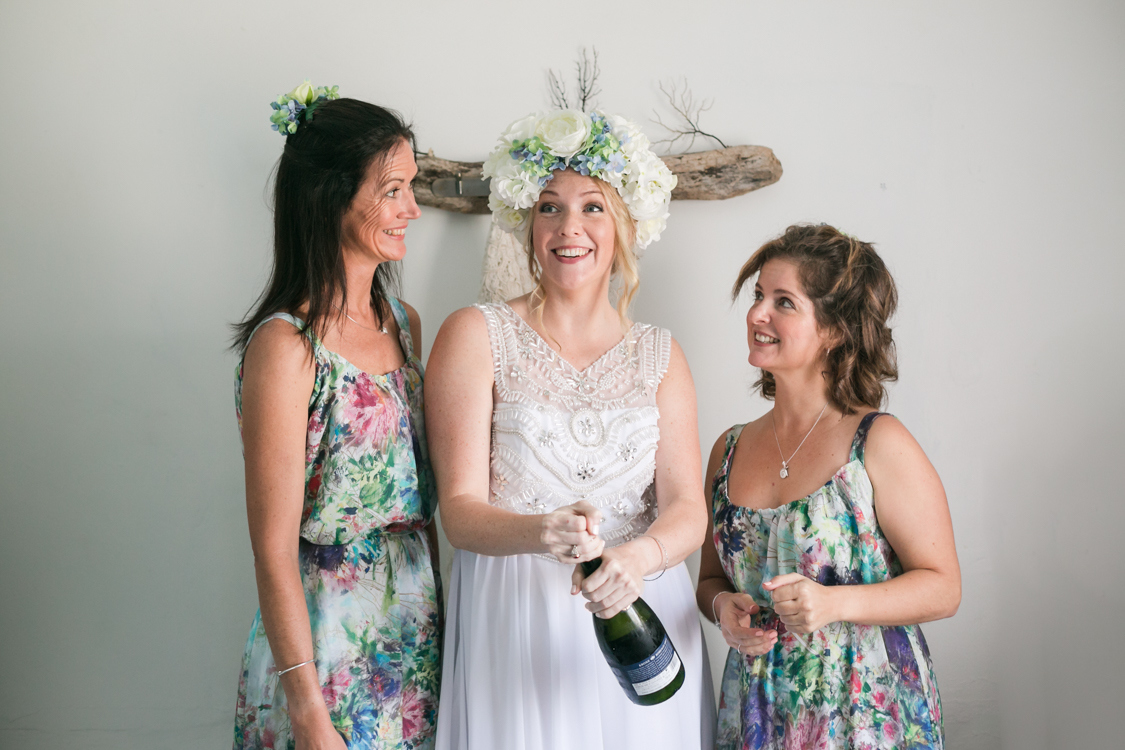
[414,57,782,214]
[413,144,782,215]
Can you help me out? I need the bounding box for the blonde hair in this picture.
[525,175,639,333]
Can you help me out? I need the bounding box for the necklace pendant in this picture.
[780,464,789,479]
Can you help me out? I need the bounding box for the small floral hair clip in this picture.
[269,80,340,136]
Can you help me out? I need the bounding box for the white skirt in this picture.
[435,549,715,750]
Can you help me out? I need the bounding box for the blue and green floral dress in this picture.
[232,299,441,750]
[712,412,943,750]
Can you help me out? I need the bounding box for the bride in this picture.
[426,110,714,750]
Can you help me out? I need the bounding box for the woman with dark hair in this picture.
[231,83,441,750]
[697,224,960,749]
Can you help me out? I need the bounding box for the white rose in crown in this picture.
[496,173,541,210]
[482,148,521,182]
[500,113,540,146]
[622,131,651,160]
[605,113,649,159]
[490,195,530,235]
[287,80,315,106]
[635,213,669,250]
[624,187,669,222]
[623,156,677,221]
[535,110,591,157]
[601,167,625,190]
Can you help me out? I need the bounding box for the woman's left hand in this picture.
[571,543,646,619]
[763,573,838,634]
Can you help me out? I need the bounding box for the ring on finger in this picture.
[570,544,580,559]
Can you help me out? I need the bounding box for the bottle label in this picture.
[622,636,681,696]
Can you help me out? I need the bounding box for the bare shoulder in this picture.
[434,305,488,344]
[655,336,696,412]
[864,413,940,487]
[399,299,421,330]
[241,318,316,409]
[398,299,423,346]
[865,413,925,460]
[428,306,493,378]
[706,429,731,477]
[667,335,688,366]
[706,415,759,484]
[243,318,312,376]
[660,335,692,383]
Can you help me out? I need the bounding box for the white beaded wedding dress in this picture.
[435,302,714,750]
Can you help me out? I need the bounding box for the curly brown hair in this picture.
[732,224,899,414]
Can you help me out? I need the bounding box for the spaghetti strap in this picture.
[387,298,414,359]
[711,424,746,500]
[849,411,891,465]
[245,312,306,347]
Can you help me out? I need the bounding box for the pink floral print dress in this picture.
[232,299,441,750]
[712,413,943,750]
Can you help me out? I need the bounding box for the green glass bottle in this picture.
[580,557,686,706]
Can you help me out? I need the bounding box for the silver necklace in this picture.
[337,305,387,334]
[772,403,828,479]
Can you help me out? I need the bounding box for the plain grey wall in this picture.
[2,1,1122,748]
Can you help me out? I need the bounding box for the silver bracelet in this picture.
[711,590,732,624]
[276,658,315,677]
[641,534,669,581]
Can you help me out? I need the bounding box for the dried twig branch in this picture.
[575,47,601,111]
[547,68,569,109]
[547,47,601,111]
[651,78,728,153]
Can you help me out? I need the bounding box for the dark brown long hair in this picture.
[732,223,899,414]
[231,98,415,353]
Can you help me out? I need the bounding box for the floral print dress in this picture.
[712,412,943,750]
[232,299,441,750]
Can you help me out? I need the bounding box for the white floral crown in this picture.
[483,110,677,250]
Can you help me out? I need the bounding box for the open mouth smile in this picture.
[552,247,592,258]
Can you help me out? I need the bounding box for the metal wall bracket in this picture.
[431,174,491,198]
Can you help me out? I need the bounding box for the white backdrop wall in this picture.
[1,1,1121,748]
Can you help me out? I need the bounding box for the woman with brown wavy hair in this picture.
[696,224,960,749]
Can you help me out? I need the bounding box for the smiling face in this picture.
[340,138,421,265]
[530,169,618,294]
[747,259,835,375]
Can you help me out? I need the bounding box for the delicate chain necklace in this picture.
[772,403,829,479]
[336,304,387,334]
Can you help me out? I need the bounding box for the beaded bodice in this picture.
[477,303,672,557]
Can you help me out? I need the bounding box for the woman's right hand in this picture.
[716,591,778,657]
[541,500,604,563]
[293,717,348,750]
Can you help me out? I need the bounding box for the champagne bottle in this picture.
[580,557,686,706]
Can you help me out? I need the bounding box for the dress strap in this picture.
[649,326,673,387]
[849,411,891,465]
[472,303,505,380]
[712,424,746,496]
[387,298,414,358]
[245,312,307,347]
